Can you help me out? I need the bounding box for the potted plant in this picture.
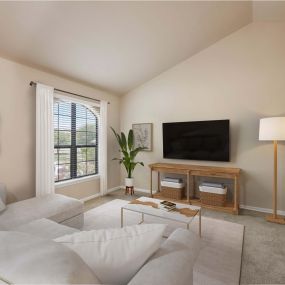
[111,127,146,188]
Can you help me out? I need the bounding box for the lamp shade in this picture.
[259,117,285,141]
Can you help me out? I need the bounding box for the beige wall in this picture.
[0,57,121,203]
[121,22,285,211]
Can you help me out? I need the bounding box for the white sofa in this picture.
[0,183,201,285]
[1,218,200,285]
[0,183,84,230]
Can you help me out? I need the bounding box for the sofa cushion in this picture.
[128,228,202,285]
[14,218,79,239]
[55,224,166,285]
[0,231,101,284]
[0,194,83,230]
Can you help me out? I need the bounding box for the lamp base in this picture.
[266,214,285,224]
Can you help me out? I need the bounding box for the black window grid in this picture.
[54,102,99,182]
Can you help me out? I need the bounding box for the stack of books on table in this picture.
[159,200,176,212]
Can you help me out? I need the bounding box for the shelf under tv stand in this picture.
[149,162,241,215]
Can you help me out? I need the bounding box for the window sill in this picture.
[55,174,100,189]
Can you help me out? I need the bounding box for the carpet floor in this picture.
[84,190,285,284]
[84,198,244,285]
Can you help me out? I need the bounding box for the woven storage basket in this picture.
[200,190,227,207]
[161,186,184,200]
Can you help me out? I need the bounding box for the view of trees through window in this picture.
[54,101,98,182]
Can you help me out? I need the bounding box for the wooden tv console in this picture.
[149,163,241,215]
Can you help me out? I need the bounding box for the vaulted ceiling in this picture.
[0,1,255,94]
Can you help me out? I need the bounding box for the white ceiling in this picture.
[0,1,253,95]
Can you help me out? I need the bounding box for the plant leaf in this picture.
[130,147,146,160]
[121,132,127,151]
[111,127,124,151]
[128,129,134,151]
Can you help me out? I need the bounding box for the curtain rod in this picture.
[29,81,110,104]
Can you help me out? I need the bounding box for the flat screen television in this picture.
[163,120,230,162]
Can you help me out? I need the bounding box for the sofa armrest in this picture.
[0,183,7,205]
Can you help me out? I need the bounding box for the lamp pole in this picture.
[266,139,284,224]
[259,117,285,224]
[273,140,277,219]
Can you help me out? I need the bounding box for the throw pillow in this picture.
[0,231,101,284]
[55,224,166,285]
[128,228,202,285]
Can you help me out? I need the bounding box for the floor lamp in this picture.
[259,117,285,224]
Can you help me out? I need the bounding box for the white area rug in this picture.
[84,199,244,285]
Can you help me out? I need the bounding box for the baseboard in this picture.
[240,204,285,216]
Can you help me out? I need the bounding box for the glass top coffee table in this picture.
[121,196,202,237]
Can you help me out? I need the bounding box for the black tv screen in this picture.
[163,120,230,162]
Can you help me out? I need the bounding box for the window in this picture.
[53,100,98,182]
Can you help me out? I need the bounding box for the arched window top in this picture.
[53,100,98,182]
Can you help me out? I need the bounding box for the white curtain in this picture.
[99,100,108,195]
[36,83,55,197]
